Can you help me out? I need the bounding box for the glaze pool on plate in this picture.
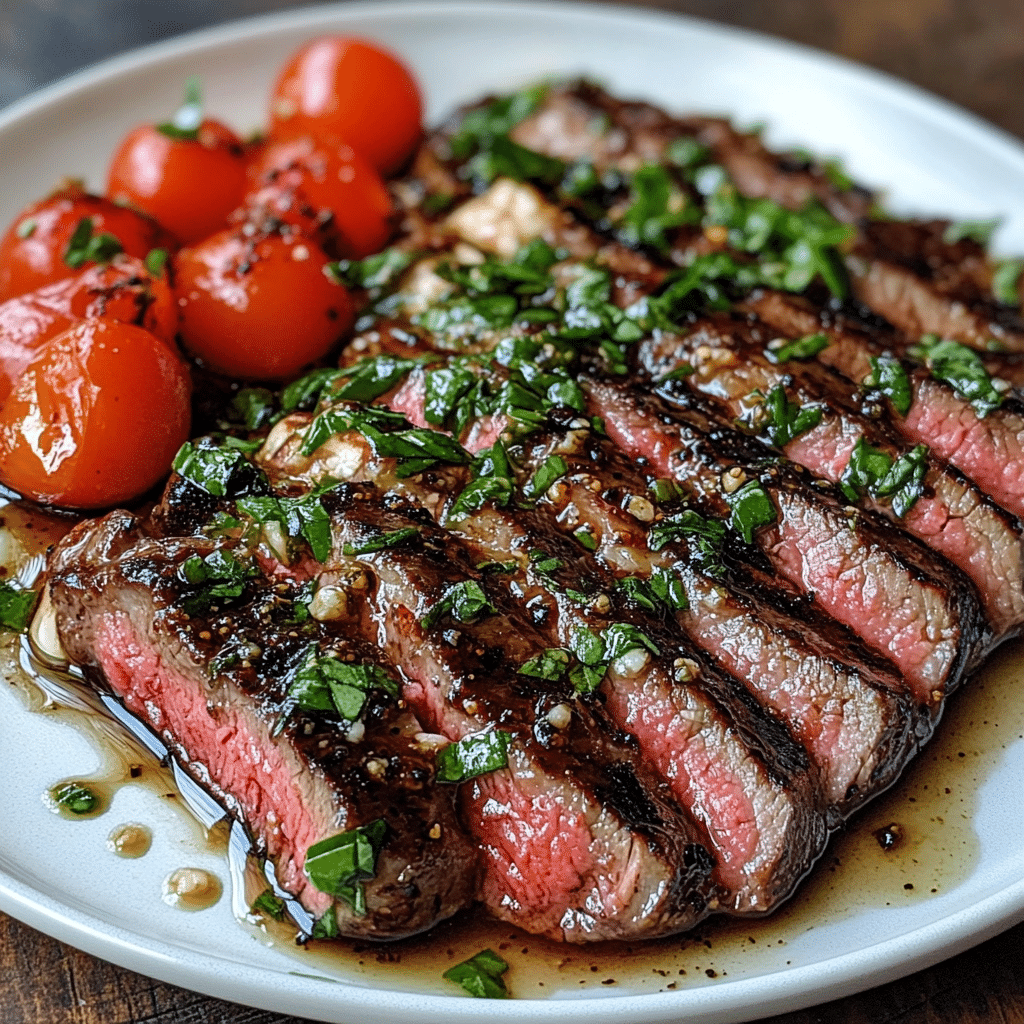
[2,3,1024,1023]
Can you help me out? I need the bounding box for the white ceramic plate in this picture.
[2,3,1024,1022]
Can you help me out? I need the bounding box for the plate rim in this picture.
[2,2,1024,1021]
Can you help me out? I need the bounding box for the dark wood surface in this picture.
[2,0,1024,1020]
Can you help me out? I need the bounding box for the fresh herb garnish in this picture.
[281,367,346,414]
[144,247,169,276]
[862,355,913,416]
[304,819,388,916]
[237,479,342,563]
[766,332,830,363]
[443,948,510,999]
[840,437,930,517]
[617,164,695,252]
[724,480,777,544]
[756,385,824,447]
[63,216,123,269]
[518,647,571,682]
[332,355,422,404]
[0,580,38,633]
[911,335,1004,417]
[251,889,287,921]
[420,580,495,631]
[51,781,100,815]
[615,567,689,613]
[330,248,414,293]
[449,441,515,520]
[156,76,204,141]
[567,626,607,693]
[172,437,268,498]
[342,527,420,556]
[311,911,340,939]
[522,454,568,501]
[573,525,597,551]
[177,549,257,616]
[231,387,276,430]
[648,508,728,577]
[435,729,512,783]
[993,258,1024,305]
[286,645,399,723]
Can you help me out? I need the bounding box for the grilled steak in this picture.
[42,77,1024,947]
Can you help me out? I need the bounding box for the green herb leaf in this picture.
[602,622,659,662]
[522,454,568,501]
[863,355,913,416]
[286,645,399,723]
[333,356,421,404]
[51,781,99,815]
[311,910,340,939]
[420,580,495,631]
[435,729,512,783]
[449,442,516,520]
[840,437,929,517]
[177,549,257,616]
[757,384,824,447]
[63,216,124,269]
[156,75,204,141]
[330,248,413,292]
[231,387,276,430]
[237,479,341,563]
[342,526,420,556]
[943,218,999,245]
[615,568,688,613]
[304,819,388,916]
[144,247,169,276]
[617,164,695,252]
[724,480,777,544]
[573,525,597,551]
[912,335,1004,417]
[172,437,269,498]
[648,508,728,577]
[251,889,287,921]
[518,648,570,682]
[992,258,1024,305]
[443,948,510,999]
[568,626,606,667]
[666,137,710,169]
[766,333,829,363]
[0,580,38,633]
[281,368,346,414]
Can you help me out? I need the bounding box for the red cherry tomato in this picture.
[269,36,423,175]
[174,227,354,379]
[0,255,177,404]
[243,135,394,259]
[0,183,173,302]
[107,118,247,245]
[0,319,191,509]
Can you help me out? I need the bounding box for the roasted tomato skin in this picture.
[0,319,191,509]
[0,184,173,302]
[242,135,394,259]
[0,254,177,404]
[174,226,354,379]
[107,119,247,245]
[269,36,422,175]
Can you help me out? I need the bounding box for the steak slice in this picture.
[586,377,987,703]
[748,290,1024,526]
[46,510,477,940]
[258,417,825,914]
[636,314,1024,637]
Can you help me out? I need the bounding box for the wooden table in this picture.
[2,0,1024,1020]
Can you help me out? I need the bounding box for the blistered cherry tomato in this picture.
[243,135,394,259]
[269,36,422,175]
[107,118,247,245]
[174,227,354,379]
[0,183,173,302]
[0,255,177,403]
[0,319,191,509]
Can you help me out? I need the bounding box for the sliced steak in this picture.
[46,510,476,940]
[586,377,987,703]
[259,416,825,914]
[636,315,1024,637]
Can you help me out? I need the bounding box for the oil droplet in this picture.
[107,823,152,859]
[162,867,222,911]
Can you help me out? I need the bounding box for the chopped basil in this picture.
[435,729,511,783]
[424,365,480,428]
[63,216,124,269]
[463,134,566,189]
[231,387,276,430]
[51,781,99,815]
[287,645,399,723]
[304,818,388,916]
[15,218,36,239]
[449,442,515,520]
[666,137,710,169]
[602,622,659,662]
[177,549,257,616]
[281,367,346,414]
[617,164,695,252]
[522,454,568,501]
[573,525,597,551]
[443,948,510,999]
[172,437,269,498]
[420,580,495,631]
[724,480,777,544]
[450,83,549,158]
[301,404,470,477]
[859,355,911,416]
[251,889,287,921]
[757,384,824,447]
[518,647,571,682]
[840,437,930,517]
[942,218,999,245]
[766,332,829,363]
[333,355,421,404]
[0,580,38,633]
[476,559,517,574]
[615,566,689,614]
[649,478,685,505]
[529,550,563,575]
[311,910,340,939]
[330,248,413,292]
[823,158,855,192]
[912,335,1004,418]
[237,479,341,563]
[144,247,169,276]
[993,258,1024,305]
[156,75,204,141]
[342,526,420,556]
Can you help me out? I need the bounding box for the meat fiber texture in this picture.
[44,78,1024,945]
